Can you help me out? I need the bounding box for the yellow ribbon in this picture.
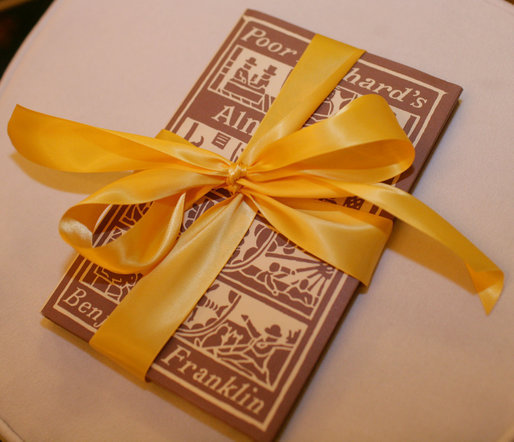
[8,35,503,380]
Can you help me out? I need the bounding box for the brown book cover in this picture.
[41,9,462,441]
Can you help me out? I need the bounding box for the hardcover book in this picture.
[41,9,462,441]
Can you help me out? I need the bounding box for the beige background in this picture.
[0,0,513,440]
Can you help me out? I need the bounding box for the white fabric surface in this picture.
[0,0,512,440]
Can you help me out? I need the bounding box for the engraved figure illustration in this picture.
[81,264,140,303]
[177,282,303,388]
[185,316,299,387]
[258,234,336,310]
[223,218,338,317]
[210,46,290,113]
[229,56,277,99]
[223,54,277,111]
[215,317,299,386]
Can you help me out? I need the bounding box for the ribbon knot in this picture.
[225,162,247,193]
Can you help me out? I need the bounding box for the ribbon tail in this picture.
[8,105,229,173]
[340,182,504,313]
[89,194,257,380]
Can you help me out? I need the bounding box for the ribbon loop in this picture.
[246,95,415,186]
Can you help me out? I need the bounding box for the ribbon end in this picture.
[472,269,504,315]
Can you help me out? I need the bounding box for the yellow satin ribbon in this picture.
[8,35,503,380]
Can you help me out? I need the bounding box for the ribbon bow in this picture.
[8,35,503,380]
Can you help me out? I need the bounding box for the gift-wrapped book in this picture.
[8,9,503,442]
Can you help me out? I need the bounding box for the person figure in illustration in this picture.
[201,314,298,386]
[249,65,277,92]
[233,57,257,85]
[255,262,292,297]
[236,317,293,385]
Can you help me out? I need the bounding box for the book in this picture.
[41,9,462,441]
